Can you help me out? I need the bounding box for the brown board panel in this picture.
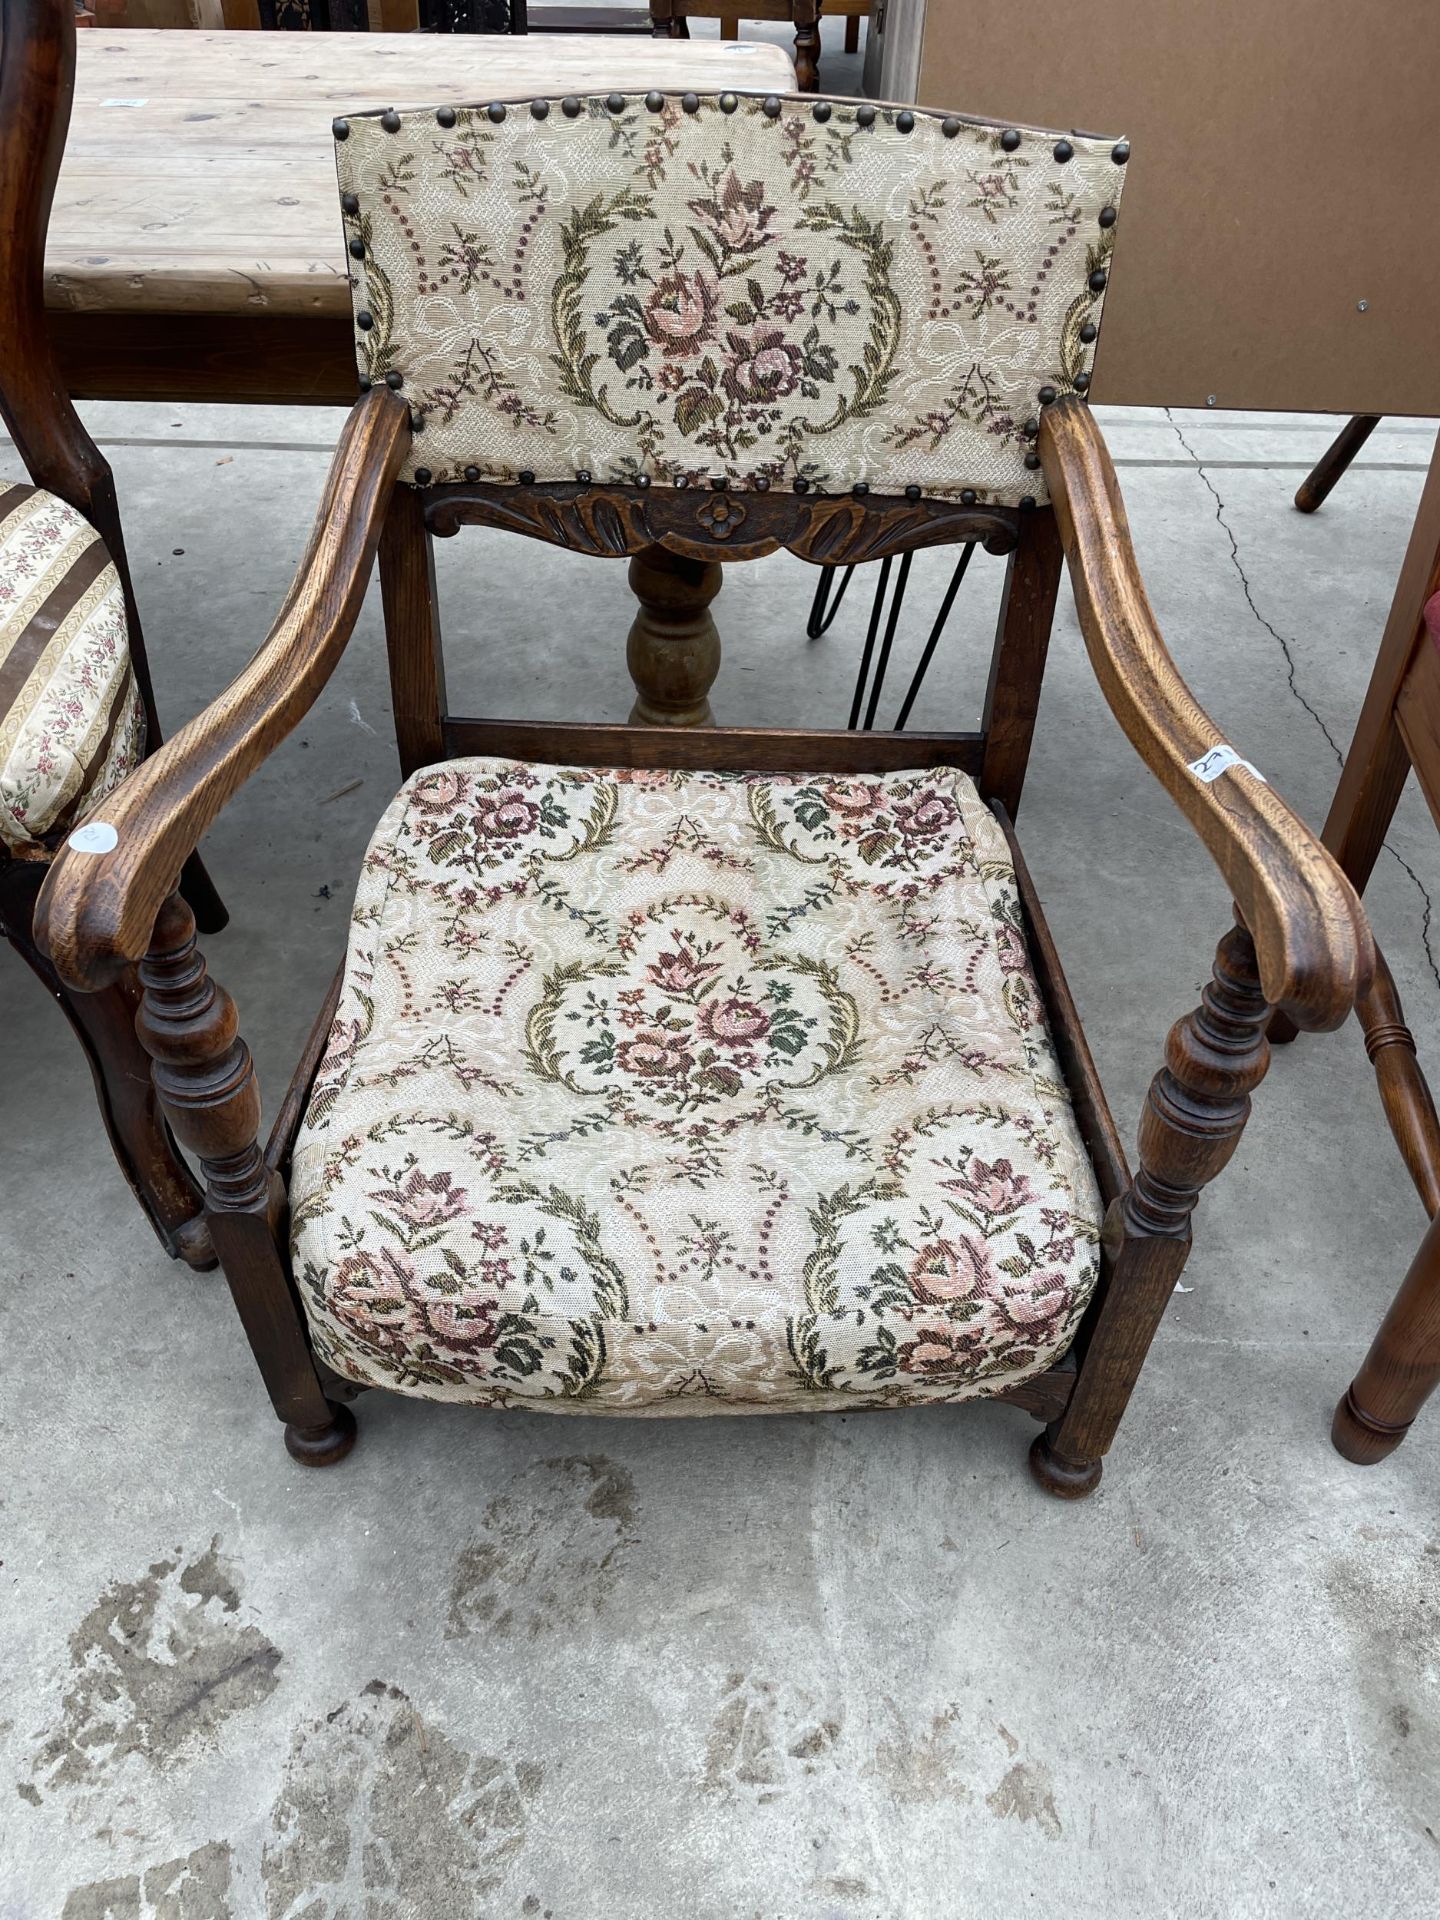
[917,0,1440,415]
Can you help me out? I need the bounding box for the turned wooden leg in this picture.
[793,0,820,90]
[136,894,356,1465]
[1294,415,1382,514]
[844,12,859,52]
[1030,923,1271,1497]
[625,542,722,727]
[1333,1206,1440,1463]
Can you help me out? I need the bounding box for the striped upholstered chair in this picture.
[0,0,225,1267]
[39,84,1371,1496]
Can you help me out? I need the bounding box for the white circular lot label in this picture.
[68,820,119,854]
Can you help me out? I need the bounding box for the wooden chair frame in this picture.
[0,0,226,1267]
[36,325,1373,1489]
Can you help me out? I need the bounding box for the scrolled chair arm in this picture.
[1040,395,1372,1032]
[36,388,412,993]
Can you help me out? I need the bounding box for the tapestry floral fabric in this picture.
[290,759,1103,1415]
[0,483,146,855]
[333,94,1126,502]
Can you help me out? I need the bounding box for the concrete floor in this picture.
[4,47,1440,1913]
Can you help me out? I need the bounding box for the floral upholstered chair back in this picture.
[334,93,1128,502]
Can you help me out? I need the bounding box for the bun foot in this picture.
[1028,1431,1102,1499]
[285,1402,358,1468]
[1331,1387,1409,1465]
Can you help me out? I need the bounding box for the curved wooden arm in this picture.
[1040,395,1371,1031]
[37,389,412,992]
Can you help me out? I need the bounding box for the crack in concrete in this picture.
[1165,409,1440,1002]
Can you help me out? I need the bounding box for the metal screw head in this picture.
[465,466,480,482]
[380,109,401,133]
[897,110,915,133]
[1038,384,1057,405]
[576,470,592,484]
[719,92,738,114]
[905,484,921,502]
[385,370,403,390]
[341,192,359,215]
[487,102,507,123]
[813,101,832,122]
[562,96,582,117]
[1099,205,1117,228]
[852,481,870,497]
[1088,269,1108,292]
[1079,322,1098,343]
[606,93,625,114]
[436,106,456,128]
[414,467,432,486]
[941,116,960,138]
[357,310,374,330]
[794,476,811,493]
[960,488,978,506]
[530,99,549,120]
[856,104,876,127]
[763,95,782,118]
[1205,394,1217,407]
[646,90,665,112]
[332,117,350,140]
[1073,371,1091,392]
[1053,138,1074,162]
[1000,128,1021,151]
[1357,298,1370,312]
[349,238,365,260]
[682,92,700,113]
[1111,139,1130,164]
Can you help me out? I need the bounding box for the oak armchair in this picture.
[0,0,225,1268]
[38,89,1371,1494]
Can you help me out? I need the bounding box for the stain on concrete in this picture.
[701,1674,843,1802]
[16,1779,42,1805]
[446,1456,637,1641]
[260,1681,542,1916]
[62,1841,233,1919]
[865,1702,971,1805]
[33,1541,279,1794]
[1326,1532,1440,1836]
[985,1759,1063,1838]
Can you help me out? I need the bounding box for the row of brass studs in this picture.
[334,100,1131,167]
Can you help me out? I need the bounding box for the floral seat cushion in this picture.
[290,760,1103,1415]
[0,483,146,854]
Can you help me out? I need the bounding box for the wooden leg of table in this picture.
[625,543,721,728]
[1294,415,1382,514]
[793,0,820,89]
[720,14,738,37]
[1333,1205,1440,1463]
[844,12,859,51]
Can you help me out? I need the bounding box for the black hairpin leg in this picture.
[833,543,978,732]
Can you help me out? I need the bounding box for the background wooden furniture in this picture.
[865,0,1440,418]
[0,0,226,1268]
[650,0,818,90]
[35,91,1371,1491]
[1268,437,1440,1462]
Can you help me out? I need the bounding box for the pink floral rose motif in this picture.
[690,170,776,254]
[417,1293,501,1351]
[994,921,1029,974]
[898,1321,992,1376]
[721,324,803,406]
[644,266,719,358]
[825,781,886,818]
[616,1029,695,1078]
[371,1166,468,1229]
[647,936,719,998]
[957,1156,1034,1217]
[994,1275,1071,1336]
[908,1233,995,1305]
[409,768,465,813]
[696,995,771,1047]
[477,789,540,838]
[326,1246,424,1351]
[893,788,959,838]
